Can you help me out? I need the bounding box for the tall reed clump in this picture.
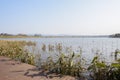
[88,56,120,80]
[41,44,46,51]
[0,40,35,65]
[37,52,86,77]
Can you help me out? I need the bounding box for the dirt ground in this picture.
[0,56,79,80]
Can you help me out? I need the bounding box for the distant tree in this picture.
[109,33,120,38]
[34,34,42,37]
[0,33,12,36]
[17,34,28,36]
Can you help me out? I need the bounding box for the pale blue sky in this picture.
[0,0,120,35]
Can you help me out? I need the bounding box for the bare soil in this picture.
[0,56,78,80]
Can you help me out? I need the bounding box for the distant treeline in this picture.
[0,33,42,37]
[1,33,120,38]
[109,33,120,38]
[0,33,109,38]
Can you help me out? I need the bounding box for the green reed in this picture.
[0,40,35,65]
[88,55,120,80]
[1,40,120,79]
[35,52,86,77]
[36,47,120,79]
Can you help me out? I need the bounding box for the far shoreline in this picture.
[1,33,120,38]
[0,35,109,38]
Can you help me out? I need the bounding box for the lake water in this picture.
[1,37,120,63]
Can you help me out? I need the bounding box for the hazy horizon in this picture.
[1,0,120,35]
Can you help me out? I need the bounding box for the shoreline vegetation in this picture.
[0,40,120,80]
[0,33,42,38]
[0,40,36,65]
[1,33,120,38]
[109,33,120,38]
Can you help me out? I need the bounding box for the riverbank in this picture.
[0,56,77,80]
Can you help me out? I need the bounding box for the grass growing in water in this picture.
[0,40,35,65]
[0,40,120,79]
[36,52,86,77]
[35,48,120,79]
[88,56,120,80]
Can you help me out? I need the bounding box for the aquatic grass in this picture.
[88,56,108,80]
[41,44,46,51]
[36,52,86,77]
[88,55,120,80]
[56,43,62,52]
[0,40,35,65]
[37,43,120,79]
[48,44,54,51]
[1,40,120,79]
[114,49,120,60]
[41,43,63,52]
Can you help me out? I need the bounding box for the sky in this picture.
[0,0,120,35]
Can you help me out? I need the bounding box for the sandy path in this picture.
[0,56,77,80]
